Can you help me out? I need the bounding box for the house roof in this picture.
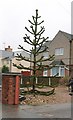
[0,50,14,59]
[36,40,51,52]
[0,50,30,60]
[50,60,65,66]
[59,30,73,40]
[43,40,52,46]
[14,51,30,59]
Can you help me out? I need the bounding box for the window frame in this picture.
[51,66,65,77]
[43,68,48,76]
[55,48,64,56]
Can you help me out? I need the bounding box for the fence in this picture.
[21,76,61,87]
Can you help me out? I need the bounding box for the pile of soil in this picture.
[20,86,71,105]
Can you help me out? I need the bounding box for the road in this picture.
[1,103,71,119]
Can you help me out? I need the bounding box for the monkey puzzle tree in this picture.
[13,9,54,92]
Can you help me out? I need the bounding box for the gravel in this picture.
[20,86,71,105]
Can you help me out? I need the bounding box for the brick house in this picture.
[37,30,73,77]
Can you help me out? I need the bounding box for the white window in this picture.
[51,67,59,76]
[43,52,48,58]
[59,66,65,76]
[43,68,48,76]
[55,48,64,55]
[51,66,65,76]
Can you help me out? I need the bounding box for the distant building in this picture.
[1,46,30,73]
[0,46,13,72]
[12,51,30,72]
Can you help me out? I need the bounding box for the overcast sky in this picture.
[0,0,72,51]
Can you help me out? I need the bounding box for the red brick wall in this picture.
[2,75,20,105]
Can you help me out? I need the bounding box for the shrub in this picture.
[2,65,9,73]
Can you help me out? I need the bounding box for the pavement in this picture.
[1,103,71,119]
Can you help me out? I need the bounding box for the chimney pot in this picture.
[5,45,12,52]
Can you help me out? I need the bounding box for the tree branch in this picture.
[37,20,44,25]
[42,55,55,62]
[16,53,34,63]
[23,37,33,45]
[36,56,44,63]
[19,64,33,70]
[18,45,31,54]
[36,47,48,56]
[28,20,35,25]
[39,37,49,45]
[32,16,36,24]
[25,27,34,34]
[36,26,45,35]
[30,25,35,33]
[25,34,34,44]
[13,63,33,70]
[36,42,44,54]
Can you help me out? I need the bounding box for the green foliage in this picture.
[2,65,9,73]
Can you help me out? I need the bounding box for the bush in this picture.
[2,65,9,73]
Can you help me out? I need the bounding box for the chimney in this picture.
[5,46,12,52]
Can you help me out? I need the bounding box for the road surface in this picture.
[1,103,71,119]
